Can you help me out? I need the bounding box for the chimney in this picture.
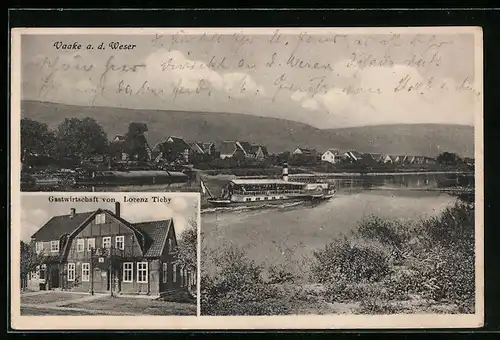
[282,162,289,182]
[115,202,121,218]
[70,208,76,218]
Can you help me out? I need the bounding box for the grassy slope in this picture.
[21,100,474,157]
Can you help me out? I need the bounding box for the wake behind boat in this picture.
[203,163,336,207]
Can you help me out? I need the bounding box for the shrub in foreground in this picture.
[201,245,295,315]
[312,200,475,313]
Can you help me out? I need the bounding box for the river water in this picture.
[200,174,470,279]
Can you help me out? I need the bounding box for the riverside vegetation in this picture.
[200,194,475,315]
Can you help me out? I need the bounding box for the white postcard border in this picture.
[10,26,484,330]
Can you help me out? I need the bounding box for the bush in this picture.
[420,201,475,257]
[201,245,295,315]
[311,199,475,313]
[267,264,295,284]
[311,237,392,284]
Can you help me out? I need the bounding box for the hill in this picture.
[20,100,475,157]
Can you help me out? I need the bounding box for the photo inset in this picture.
[19,192,199,316]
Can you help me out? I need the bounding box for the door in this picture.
[50,267,60,288]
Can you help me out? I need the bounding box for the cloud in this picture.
[169,196,188,212]
[300,61,479,126]
[136,49,265,99]
[223,72,266,97]
[143,49,224,91]
[301,98,319,111]
[21,209,49,241]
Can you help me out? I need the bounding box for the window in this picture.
[67,263,75,281]
[77,239,85,252]
[179,267,184,287]
[172,264,177,283]
[102,237,111,248]
[35,242,43,254]
[50,240,59,252]
[162,263,168,283]
[115,236,124,250]
[246,198,251,202]
[82,263,90,282]
[95,213,106,224]
[87,238,95,251]
[123,262,133,282]
[168,239,172,252]
[137,262,148,283]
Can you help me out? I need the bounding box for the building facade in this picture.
[321,149,340,164]
[27,203,196,297]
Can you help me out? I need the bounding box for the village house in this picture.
[188,142,206,155]
[364,153,383,163]
[405,156,417,164]
[321,149,341,164]
[217,141,246,159]
[343,150,364,162]
[248,145,268,160]
[201,142,216,156]
[292,147,317,156]
[214,141,268,160]
[152,136,192,163]
[235,141,268,160]
[110,135,152,162]
[394,155,408,164]
[27,202,196,298]
[381,154,398,164]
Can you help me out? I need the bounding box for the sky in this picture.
[20,30,480,128]
[20,193,199,242]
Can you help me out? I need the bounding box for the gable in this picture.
[62,209,147,259]
[236,141,252,155]
[32,211,95,241]
[133,219,175,258]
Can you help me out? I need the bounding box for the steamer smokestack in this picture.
[282,162,289,182]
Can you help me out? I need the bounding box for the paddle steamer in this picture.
[204,163,336,207]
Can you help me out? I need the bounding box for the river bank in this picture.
[201,191,475,315]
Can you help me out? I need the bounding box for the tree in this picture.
[20,241,44,291]
[173,216,197,271]
[56,117,109,159]
[277,151,291,164]
[20,118,57,161]
[437,152,462,166]
[124,122,150,161]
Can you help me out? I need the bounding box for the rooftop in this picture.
[231,179,305,185]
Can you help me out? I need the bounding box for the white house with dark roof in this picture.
[27,202,195,298]
[321,149,341,164]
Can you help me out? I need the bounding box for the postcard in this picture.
[10,27,483,329]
